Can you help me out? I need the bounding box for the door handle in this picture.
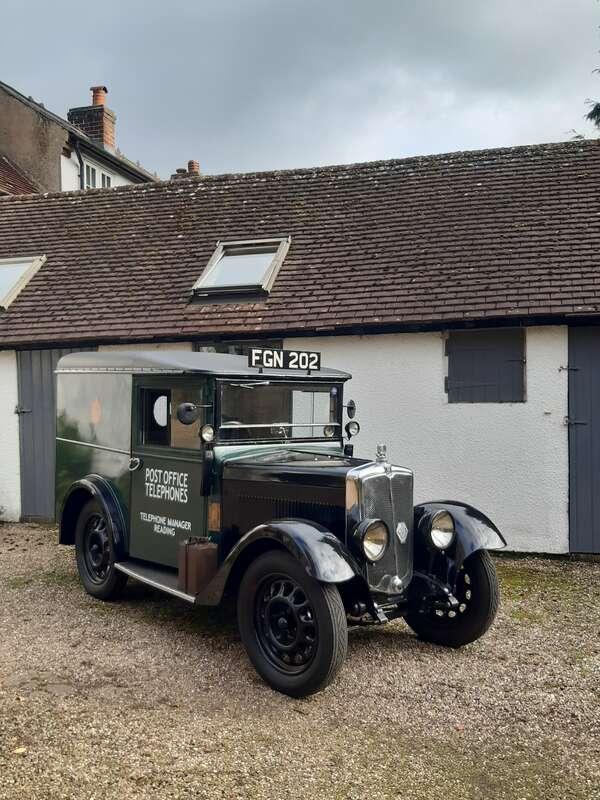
[128,457,143,472]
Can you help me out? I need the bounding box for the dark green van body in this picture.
[56,370,132,523]
[56,349,505,618]
[56,351,354,573]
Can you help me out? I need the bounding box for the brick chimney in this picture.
[170,160,201,179]
[67,85,116,150]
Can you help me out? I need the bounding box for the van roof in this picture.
[55,350,351,380]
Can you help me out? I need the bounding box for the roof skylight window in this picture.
[192,237,290,297]
[0,255,46,310]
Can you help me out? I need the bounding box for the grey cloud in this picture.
[2,0,599,176]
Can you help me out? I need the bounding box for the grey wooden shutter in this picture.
[446,329,525,403]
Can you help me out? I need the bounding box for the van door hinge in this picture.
[564,416,587,426]
[14,405,31,415]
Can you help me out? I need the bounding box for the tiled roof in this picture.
[0,139,599,348]
[0,154,38,195]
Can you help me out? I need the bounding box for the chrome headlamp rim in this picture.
[200,423,215,443]
[429,509,455,550]
[353,518,389,563]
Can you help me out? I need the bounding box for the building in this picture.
[0,139,599,555]
[0,80,156,194]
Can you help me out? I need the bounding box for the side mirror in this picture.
[346,399,357,419]
[176,402,200,425]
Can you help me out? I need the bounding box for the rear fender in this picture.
[413,501,506,587]
[195,518,367,607]
[58,475,127,560]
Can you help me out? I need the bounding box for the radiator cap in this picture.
[375,443,388,463]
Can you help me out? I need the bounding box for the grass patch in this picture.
[38,570,79,588]
[4,569,77,592]
[4,575,34,590]
[509,606,546,624]
[495,559,592,621]
[496,561,574,599]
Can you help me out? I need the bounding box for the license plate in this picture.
[248,348,321,371]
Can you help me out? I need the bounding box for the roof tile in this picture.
[1,140,600,346]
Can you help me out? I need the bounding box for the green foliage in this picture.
[586,101,600,127]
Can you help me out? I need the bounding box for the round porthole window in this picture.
[153,395,169,428]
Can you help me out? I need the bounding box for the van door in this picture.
[129,379,208,568]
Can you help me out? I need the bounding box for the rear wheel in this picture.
[404,550,499,648]
[237,551,348,697]
[75,499,127,601]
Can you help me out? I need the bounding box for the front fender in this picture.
[195,518,363,606]
[414,500,506,577]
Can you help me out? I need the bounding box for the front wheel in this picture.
[237,551,348,697]
[404,550,499,648]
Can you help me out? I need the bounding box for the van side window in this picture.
[143,389,171,447]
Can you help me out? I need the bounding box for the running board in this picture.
[115,560,196,604]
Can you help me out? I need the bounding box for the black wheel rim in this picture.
[83,513,112,584]
[431,567,473,622]
[254,573,318,675]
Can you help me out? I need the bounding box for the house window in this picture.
[0,255,46,310]
[85,164,97,189]
[101,173,112,188]
[446,329,525,403]
[196,340,283,357]
[192,237,291,297]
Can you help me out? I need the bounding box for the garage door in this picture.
[17,347,95,521]
[568,327,600,553]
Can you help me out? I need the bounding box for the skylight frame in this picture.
[192,237,291,297]
[0,255,46,311]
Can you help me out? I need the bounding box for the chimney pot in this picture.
[90,85,108,106]
[187,159,200,175]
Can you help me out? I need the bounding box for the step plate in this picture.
[115,560,196,604]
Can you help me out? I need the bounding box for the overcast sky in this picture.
[3,0,600,178]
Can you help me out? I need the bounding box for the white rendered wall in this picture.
[60,153,135,191]
[285,327,569,554]
[0,351,21,521]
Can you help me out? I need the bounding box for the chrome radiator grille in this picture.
[346,462,413,594]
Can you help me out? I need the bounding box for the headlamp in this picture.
[429,510,455,550]
[353,519,389,562]
[201,424,215,443]
[345,420,360,438]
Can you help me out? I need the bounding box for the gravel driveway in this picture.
[0,522,598,800]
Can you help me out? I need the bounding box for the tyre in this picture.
[75,498,128,601]
[404,550,499,648]
[237,550,348,697]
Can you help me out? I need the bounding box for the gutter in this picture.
[73,139,85,190]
